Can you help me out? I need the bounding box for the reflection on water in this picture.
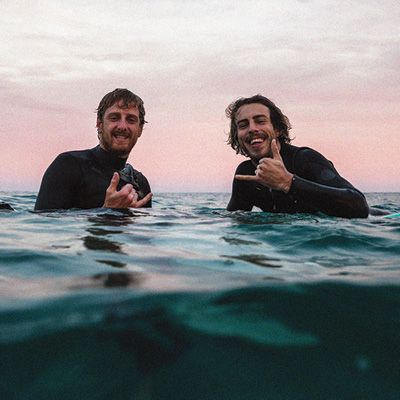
[87,227,124,236]
[221,254,283,268]
[97,259,126,268]
[221,236,261,245]
[83,235,125,254]
[94,272,142,288]
[81,214,136,267]
[73,272,144,288]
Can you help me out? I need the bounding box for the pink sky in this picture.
[1,1,399,193]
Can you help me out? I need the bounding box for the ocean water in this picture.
[0,192,399,400]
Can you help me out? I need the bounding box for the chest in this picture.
[251,185,294,212]
[75,164,115,208]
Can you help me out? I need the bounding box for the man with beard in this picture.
[226,95,369,218]
[35,88,152,210]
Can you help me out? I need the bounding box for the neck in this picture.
[100,144,130,160]
[94,145,128,170]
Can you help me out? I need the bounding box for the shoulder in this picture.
[281,143,324,161]
[58,148,93,161]
[44,149,94,179]
[49,149,93,169]
[289,145,335,175]
[294,146,331,164]
[52,148,90,161]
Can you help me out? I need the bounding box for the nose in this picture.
[117,118,129,131]
[248,120,259,133]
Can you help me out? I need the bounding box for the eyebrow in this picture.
[236,114,268,124]
[106,112,121,117]
[106,112,138,120]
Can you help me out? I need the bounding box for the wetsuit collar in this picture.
[92,145,127,170]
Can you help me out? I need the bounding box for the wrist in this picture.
[282,173,294,193]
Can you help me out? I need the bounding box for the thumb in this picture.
[271,139,282,160]
[107,172,120,192]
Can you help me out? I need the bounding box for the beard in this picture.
[98,132,132,158]
[240,133,274,161]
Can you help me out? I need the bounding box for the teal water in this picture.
[1,192,399,399]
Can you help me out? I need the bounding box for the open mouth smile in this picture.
[245,133,269,146]
[113,132,129,139]
[112,131,131,144]
[249,138,264,145]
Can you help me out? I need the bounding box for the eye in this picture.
[237,122,248,129]
[255,118,267,124]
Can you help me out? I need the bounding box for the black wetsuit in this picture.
[35,146,151,210]
[227,143,369,218]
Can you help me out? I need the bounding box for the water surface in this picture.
[1,192,399,399]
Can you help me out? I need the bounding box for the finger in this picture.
[271,139,283,161]
[133,192,153,208]
[257,159,268,170]
[107,172,120,193]
[235,174,259,181]
[120,183,133,194]
[255,164,263,176]
[127,192,135,202]
[131,190,138,202]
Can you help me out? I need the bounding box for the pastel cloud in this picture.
[0,0,399,192]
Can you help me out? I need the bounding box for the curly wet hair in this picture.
[226,94,292,156]
[96,88,147,127]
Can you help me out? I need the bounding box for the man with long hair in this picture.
[226,94,368,218]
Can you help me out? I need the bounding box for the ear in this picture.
[137,126,143,138]
[96,119,103,141]
[96,119,103,137]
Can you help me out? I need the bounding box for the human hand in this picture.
[235,139,294,193]
[102,173,152,208]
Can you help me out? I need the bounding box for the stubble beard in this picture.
[99,133,131,158]
[241,135,273,164]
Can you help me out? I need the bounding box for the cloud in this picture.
[0,0,399,191]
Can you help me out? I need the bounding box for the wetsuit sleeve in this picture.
[290,148,369,218]
[227,164,254,211]
[34,153,82,210]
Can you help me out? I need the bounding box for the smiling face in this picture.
[96,100,143,158]
[235,103,280,161]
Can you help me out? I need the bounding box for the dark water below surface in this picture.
[1,192,399,399]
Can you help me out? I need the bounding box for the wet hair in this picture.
[96,88,146,127]
[226,94,292,156]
